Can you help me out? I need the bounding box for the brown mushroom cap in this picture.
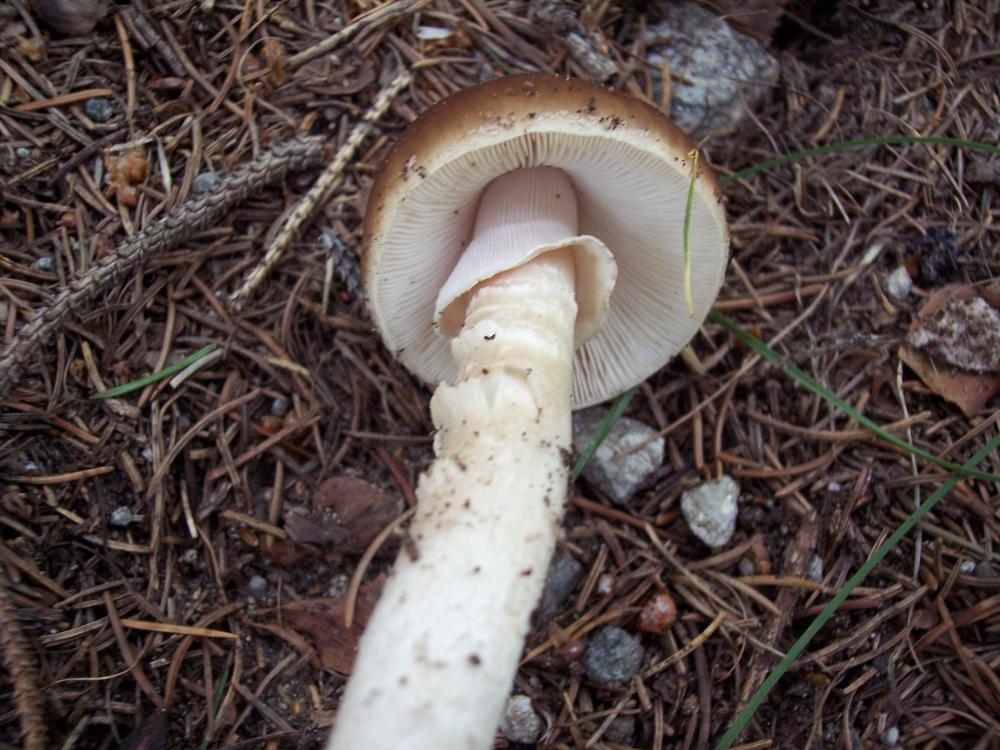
[363,73,729,407]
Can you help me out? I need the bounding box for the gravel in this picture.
[584,627,644,686]
[681,476,740,548]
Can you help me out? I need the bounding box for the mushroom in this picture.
[327,73,729,750]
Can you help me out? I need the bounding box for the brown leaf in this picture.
[260,535,310,567]
[286,475,402,554]
[265,579,383,674]
[899,284,1000,416]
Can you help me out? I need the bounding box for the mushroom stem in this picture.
[328,177,580,750]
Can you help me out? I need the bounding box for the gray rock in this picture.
[533,548,583,627]
[248,575,268,595]
[605,715,636,745]
[976,561,996,578]
[883,266,912,301]
[881,726,899,746]
[498,695,543,744]
[270,397,289,417]
[84,97,114,123]
[806,554,824,582]
[573,409,664,505]
[34,256,53,271]
[681,476,739,548]
[110,506,133,527]
[584,627,644,686]
[16,147,31,159]
[192,172,219,194]
[959,560,976,574]
[644,3,779,135]
[738,557,755,577]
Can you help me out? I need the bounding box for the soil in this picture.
[1,1,999,749]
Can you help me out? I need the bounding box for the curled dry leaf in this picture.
[899,284,1000,416]
[264,578,383,674]
[285,475,403,554]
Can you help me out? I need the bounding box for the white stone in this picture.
[807,554,824,582]
[681,476,739,548]
[499,695,543,744]
[573,409,665,505]
[883,266,912,301]
[644,3,779,135]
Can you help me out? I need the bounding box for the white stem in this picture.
[328,183,579,748]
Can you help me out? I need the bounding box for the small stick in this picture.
[287,0,428,70]
[228,68,411,308]
[0,575,46,750]
[0,137,325,399]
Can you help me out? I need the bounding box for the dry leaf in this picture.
[286,475,402,554]
[265,579,383,674]
[899,284,1000,416]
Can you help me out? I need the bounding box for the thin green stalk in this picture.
[714,425,1000,750]
[721,135,1000,183]
[92,344,218,399]
[200,667,231,750]
[709,311,1000,482]
[572,386,638,479]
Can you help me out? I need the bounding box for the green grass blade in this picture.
[721,135,1000,184]
[91,344,219,400]
[709,311,1000,481]
[200,666,231,750]
[682,150,699,317]
[714,424,1000,750]
[572,386,638,479]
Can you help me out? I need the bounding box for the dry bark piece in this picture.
[898,285,1000,416]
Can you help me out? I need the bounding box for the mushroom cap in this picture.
[363,73,729,408]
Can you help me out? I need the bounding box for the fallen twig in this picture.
[0,575,46,750]
[287,0,428,70]
[228,68,412,308]
[0,137,325,399]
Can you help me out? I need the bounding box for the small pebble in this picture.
[638,591,678,635]
[34,256,53,271]
[270,397,289,417]
[806,554,824,582]
[959,560,976,574]
[605,715,636,745]
[883,266,912,301]
[83,97,114,123]
[192,172,219,194]
[881,726,900,746]
[533,549,583,626]
[110,506,133,527]
[180,548,198,564]
[681,476,740,548]
[584,627,644,686]
[248,575,268,595]
[16,147,31,159]
[975,561,996,578]
[827,481,842,492]
[498,695,543,744]
[738,557,756,577]
[23,461,38,472]
[572,409,664,505]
